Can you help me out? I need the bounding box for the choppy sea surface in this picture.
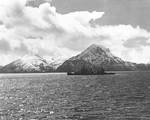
[0,71,150,120]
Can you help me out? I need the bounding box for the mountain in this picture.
[57,59,103,72]
[0,54,54,73]
[1,44,149,73]
[47,57,65,69]
[0,66,3,70]
[57,44,137,71]
[135,63,150,71]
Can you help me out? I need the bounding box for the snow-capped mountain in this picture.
[1,54,54,73]
[46,57,65,69]
[1,44,149,73]
[0,66,3,70]
[57,44,137,71]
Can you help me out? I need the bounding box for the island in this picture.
[67,65,115,75]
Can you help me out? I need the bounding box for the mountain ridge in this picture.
[1,44,150,73]
[58,44,137,71]
[0,54,54,73]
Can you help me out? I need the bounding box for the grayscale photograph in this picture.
[0,0,150,119]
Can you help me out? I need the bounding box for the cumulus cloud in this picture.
[0,0,150,65]
[26,0,52,7]
[123,37,150,49]
[0,39,11,53]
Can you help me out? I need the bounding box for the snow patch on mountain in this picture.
[44,56,66,69]
[62,44,137,71]
[1,54,54,72]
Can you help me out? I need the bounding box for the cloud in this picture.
[123,37,150,49]
[26,0,52,7]
[0,0,150,65]
[13,42,30,55]
[0,39,11,53]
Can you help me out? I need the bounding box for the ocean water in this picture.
[0,71,150,120]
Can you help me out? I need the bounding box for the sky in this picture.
[0,0,150,65]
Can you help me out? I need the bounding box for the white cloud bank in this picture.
[0,0,150,65]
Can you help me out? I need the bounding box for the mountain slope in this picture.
[1,54,54,73]
[47,57,65,69]
[57,44,136,71]
[135,63,150,71]
[0,66,3,70]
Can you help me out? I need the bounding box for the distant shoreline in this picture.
[0,70,150,74]
[0,72,67,74]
